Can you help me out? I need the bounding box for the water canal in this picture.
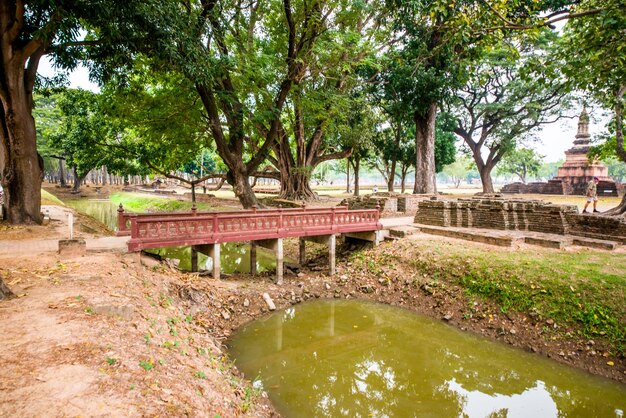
[64,199,278,273]
[228,300,626,417]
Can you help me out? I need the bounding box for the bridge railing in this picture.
[123,205,381,252]
[116,204,339,236]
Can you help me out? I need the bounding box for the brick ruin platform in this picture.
[414,196,626,247]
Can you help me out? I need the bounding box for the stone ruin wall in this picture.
[415,196,626,242]
[501,179,622,197]
[566,214,626,244]
[340,193,429,216]
[415,196,578,235]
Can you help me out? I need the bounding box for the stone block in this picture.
[58,239,86,256]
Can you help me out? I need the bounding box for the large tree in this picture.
[102,0,342,208]
[0,0,146,224]
[451,35,571,193]
[267,1,381,200]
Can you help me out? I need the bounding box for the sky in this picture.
[38,58,608,163]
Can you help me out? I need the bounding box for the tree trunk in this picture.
[0,100,43,225]
[101,165,108,186]
[280,171,316,200]
[400,165,409,193]
[412,104,437,194]
[72,167,88,193]
[227,170,259,208]
[346,162,350,193]
[57,157,66,187]
[353,158,360,197]
[479,164,495,194]
[603,193,626,216]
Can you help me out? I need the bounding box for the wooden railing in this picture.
[117,205,382,252]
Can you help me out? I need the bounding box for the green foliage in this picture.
[496,148,544,183]
[537,160,563,181]
[603,157,626,182]
[139,359,154,371]
[442,155,475,187]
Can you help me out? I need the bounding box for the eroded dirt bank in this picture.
[1,235,624,417]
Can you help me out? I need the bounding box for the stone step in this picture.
[572,237,619,251]
[389,226,420,238]
[570,231,626,245]
[419,227,519,247]
[524,236,572,249]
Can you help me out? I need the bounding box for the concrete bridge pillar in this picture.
[191,243,220,280]
[250,242,257,275]
[255,238,284,285]
[300,234,337,276]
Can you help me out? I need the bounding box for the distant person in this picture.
[582,177,600,213]
[373,186,378,193]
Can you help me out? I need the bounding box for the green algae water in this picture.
[228,300,626,417]
[145,243,276,273]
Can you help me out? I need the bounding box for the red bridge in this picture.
[117,205,382,283]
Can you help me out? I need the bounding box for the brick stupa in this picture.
[550,108,617,195]
[502,109,619,196]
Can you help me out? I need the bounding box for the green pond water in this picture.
[64,199,277,273]
[227,300,626,418]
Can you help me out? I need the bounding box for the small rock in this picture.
[243,298,250,307]
[359,285,374,294]
[340,275,348,281]
[262,293,276,311]
[297,272,305,278]
[421,284,434,295]
[324,282,331,290]
[510,328,517,335]
[546,318,555,325]
[443,313,453,321]
[221,310,231,320]
[558,351,565,357]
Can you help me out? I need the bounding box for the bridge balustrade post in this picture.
[278,206,283,234]
[212,213,218,238]
[117,204,125,233]
[331,207,336,233]
[130,218,139,239]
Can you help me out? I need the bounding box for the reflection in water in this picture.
[228,300,626,418]
[446,379,558,417]
[146,243,276,273]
